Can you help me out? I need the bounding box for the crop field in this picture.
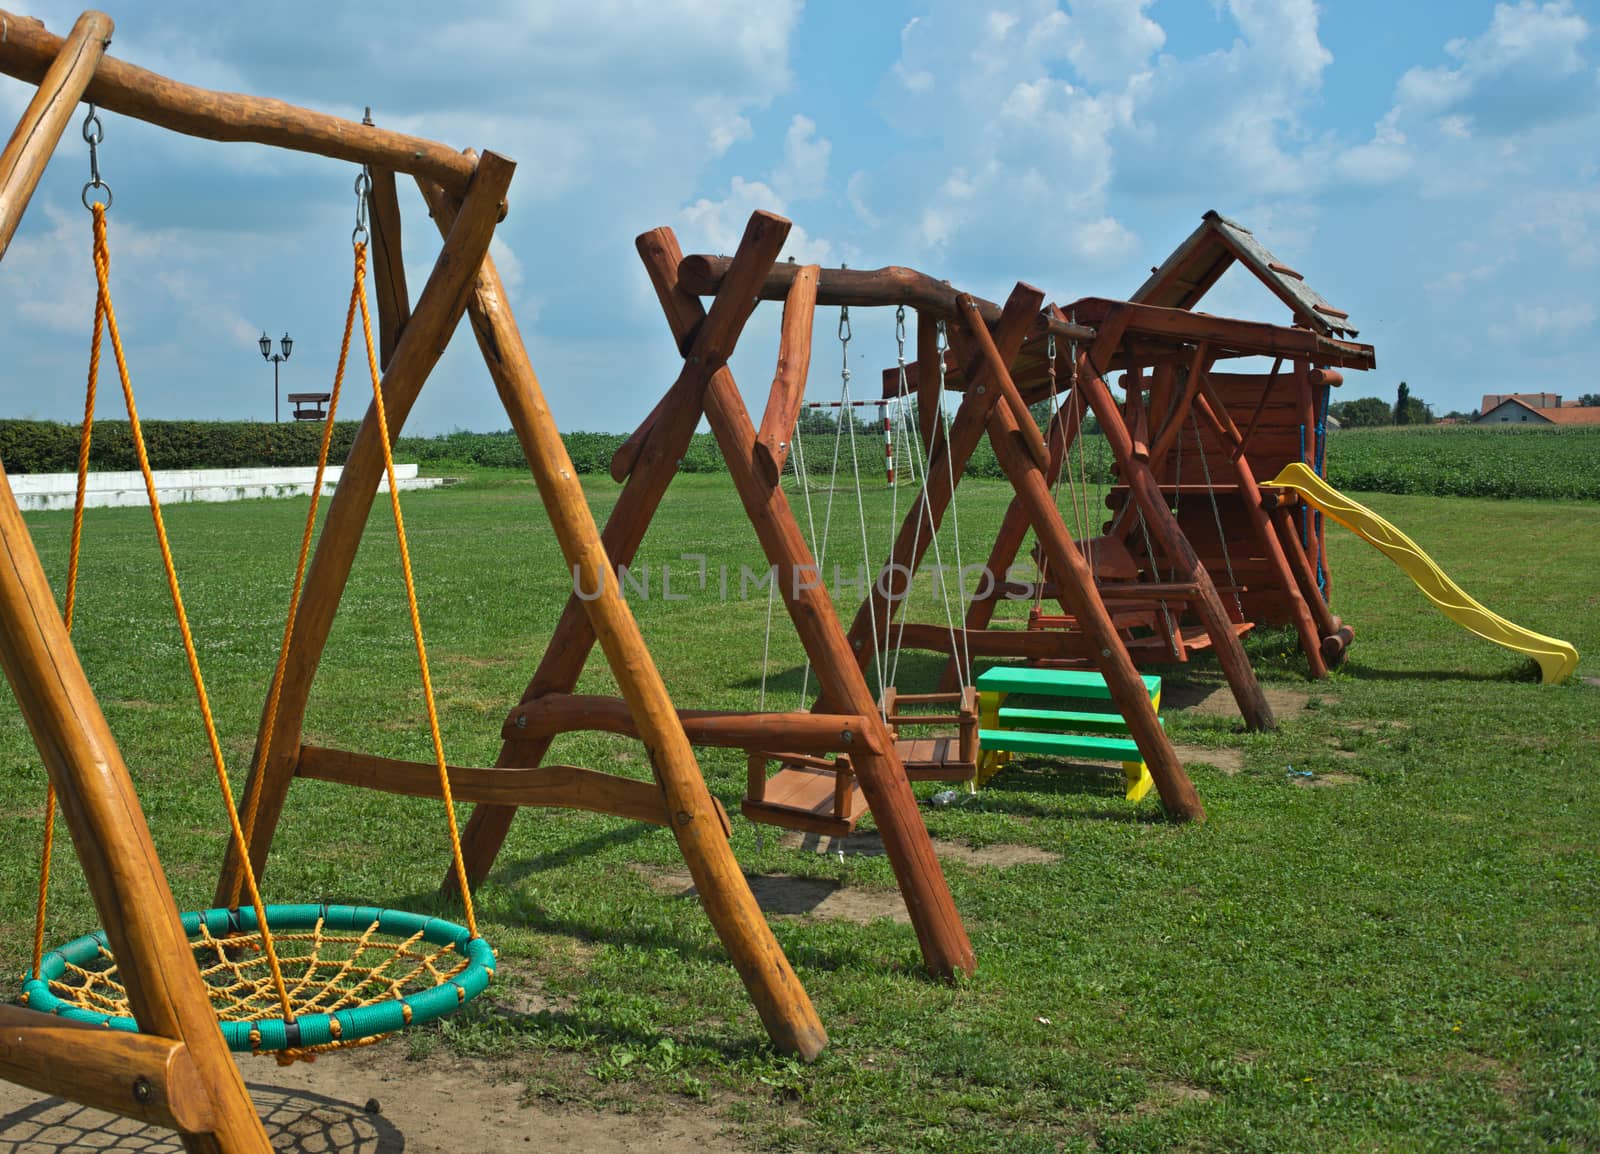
[1326,425,1600,500]
[0,469,1596,1152]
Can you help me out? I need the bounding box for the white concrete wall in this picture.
[9,465,444,511]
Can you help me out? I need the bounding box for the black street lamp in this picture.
[259,330,293,422]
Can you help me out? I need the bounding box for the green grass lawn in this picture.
[2,471,1596,1152]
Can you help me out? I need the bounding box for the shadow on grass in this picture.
[1336,659,1537,684]
[955,761,1166,824]
[450,991,789,1065]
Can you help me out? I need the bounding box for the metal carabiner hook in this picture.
[80,103,111,210]
[352,168,372,246]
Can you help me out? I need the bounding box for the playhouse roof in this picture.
[1133,210,1360,341]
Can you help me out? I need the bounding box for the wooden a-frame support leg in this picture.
[647,225,976,979]
[0,16,269,1151]
[214,155,825,1055]
[1070,309,1277,733]
[216,152,516,906]
[413,186,827,1059]
[946,302,1205,822]
[1190,392,1328,679]
[445,215,792,899]
[0,476,274,1154]
[452,212,973,983]
[938,392,1083,691]
[845,286,1042,665]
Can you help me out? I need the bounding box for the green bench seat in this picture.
[998,706,1164,734]
[975,666,1161,701]
[978,728,1141,761]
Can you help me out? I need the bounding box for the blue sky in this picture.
[1,1,1596,434]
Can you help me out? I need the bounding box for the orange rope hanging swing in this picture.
[22,115,492,1062]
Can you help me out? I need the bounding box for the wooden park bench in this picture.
[288,392,332,420]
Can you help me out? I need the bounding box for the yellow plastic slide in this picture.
[1262,463,1579,685]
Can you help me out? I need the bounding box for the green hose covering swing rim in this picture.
[19,903,495,1053]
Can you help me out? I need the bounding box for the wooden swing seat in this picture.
[897,736,977,781]
[743,754,866,837]
[881,686,978,782]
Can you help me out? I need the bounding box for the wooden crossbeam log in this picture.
[503,694,878,755]
[295,747,729,835]
[678,254,1096,342]
[0,9,479,193]
[0,1006,214,1134]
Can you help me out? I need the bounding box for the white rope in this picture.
[937,325,974,689]
[884,314,966,694]
[838,306,890,706]
[1193,409,1245,619]
[790,405,826,709]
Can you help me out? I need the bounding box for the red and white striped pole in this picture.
[883,401,894,487]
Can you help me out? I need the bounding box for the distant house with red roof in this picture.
[1476,394,1600,425]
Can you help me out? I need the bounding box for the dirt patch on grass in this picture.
[1292,770,1362,788]
[0,1040,744,1153]
[1134,1078,1214,1115]
[777,829,1060,867]
[634,864,909,924]
[1171,744,1247,775]
[1162,683,1326,721]
[1341,719,1412,735]
[440,651,516,669]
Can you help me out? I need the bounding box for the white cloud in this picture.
[771,116,831,203]
[1488,300,1596,342]
[1392,1,1596,137]
[0,0,806,433]
[678,177,832,265]
[1061,0,1165,89]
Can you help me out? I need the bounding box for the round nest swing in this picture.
[22,903,495,1054]
[20,152,494,1062]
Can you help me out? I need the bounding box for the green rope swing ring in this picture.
[22,904,494,1056]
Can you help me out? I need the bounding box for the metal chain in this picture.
[80,104,111,210]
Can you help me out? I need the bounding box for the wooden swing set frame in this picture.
[856,234,1376,719]
[0,11,827,1152]
[440,211,1216,979]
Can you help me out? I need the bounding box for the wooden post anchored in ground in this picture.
[414,180,827,1059]
[0,464,272,1153]
[641,220,976,980]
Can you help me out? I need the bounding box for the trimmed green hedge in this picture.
[7,420,1594,501]
[0,420,361,473]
